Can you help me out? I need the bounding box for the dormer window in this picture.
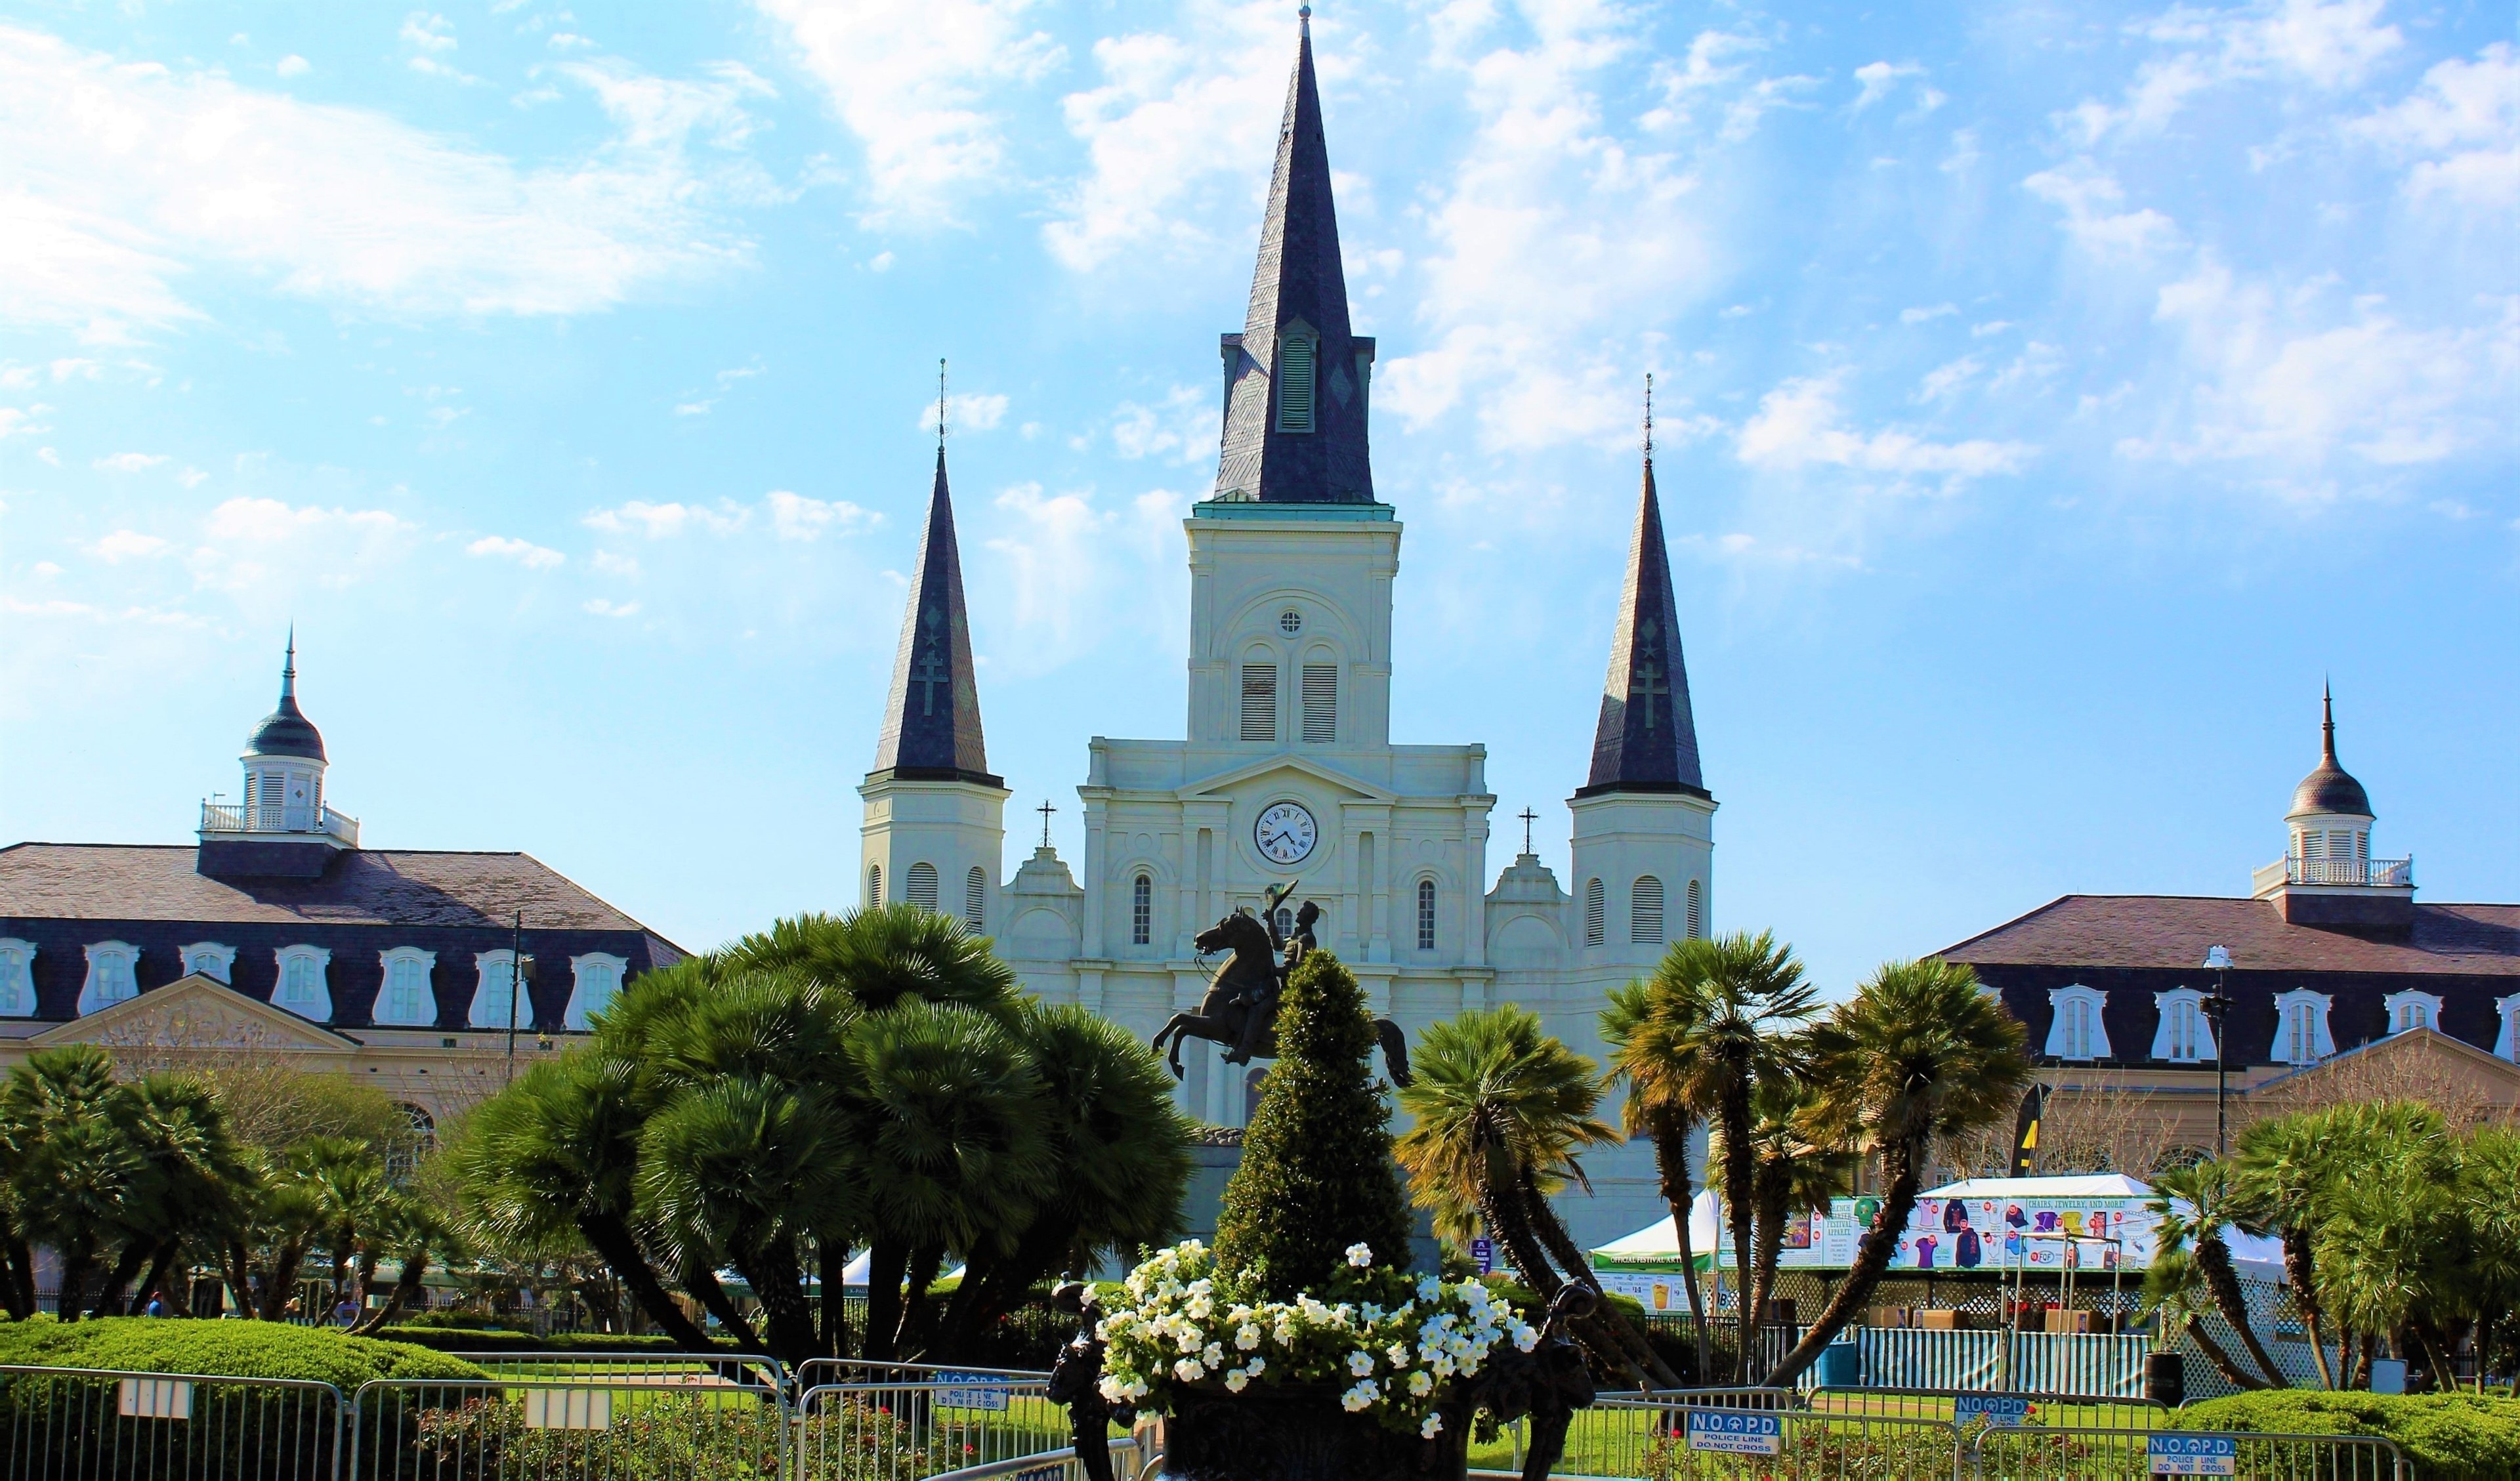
[375,948,438,1026]
[2046,985,2110,1061]
[566,953,627,1030]
[1275,331,1317,433]
[2151,988,2212,1064]
[179,942,236,983]
[273,946,332,1022]
[2275,989,2334,1065]
[79,941,140,1016]
[2496,995,2520,1062]
[471,950,523,1030]
[2384,990,2443,1036]
[0,940,34,1017]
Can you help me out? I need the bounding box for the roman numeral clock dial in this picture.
[1253,801,1317,866]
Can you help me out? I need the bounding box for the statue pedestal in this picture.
[1151,1386,1465,1481]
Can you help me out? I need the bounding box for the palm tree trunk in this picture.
[1719,1085,1756,1383]
[894,1244,945,1359]
[1521,1170,1681,1389]
[1647,1110,1712,1381]
[571,1213,719,1351]
[350,1245,431,1337]
[259,1240,308,1320]
[2415,1323,2456,1392]
[737,1235,820,1367]
[1748,1171,1790,1385]
[95,1240,152,1317]
[1475,1177,1560,1301]
[818,1239,850,1359]
[1,1238,35,1320]
[1764,1136,1922,1388]
[2184,1314,2270,1391]
[862,1239,910,1361]
[2196,1235,2285,1387]
[2280,1227,2334,1389]
[130,1240,184,1316]
[684,1264,763,1351]
[56,1247,98,1322]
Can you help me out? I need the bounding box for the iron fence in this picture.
[1808,1384,2166,1433]
[792,1378,1074,1481]
[347,1374,789,1480]
[1609,1404,1963,1479]
[0,1364,345,1481]
[921,1438,1143,1481]
[448,1348,790,1395]
[795,1358,1051,1396]
[1967,1425,2408,1480]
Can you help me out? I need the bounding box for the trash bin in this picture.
[2145,1350,2185,1408]
[1817,1339,1860,1387]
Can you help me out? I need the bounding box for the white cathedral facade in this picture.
[855,20,1709,1247]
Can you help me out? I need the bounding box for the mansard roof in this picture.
[0,842,665,935]
[1941,894,2520,978]
[1578,446,1706,799]
[1210,14,1376,505]
[870,448,999,786]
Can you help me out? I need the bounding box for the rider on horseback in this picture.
[1224,882,1308,1066]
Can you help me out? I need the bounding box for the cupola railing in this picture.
[199,800,360,846]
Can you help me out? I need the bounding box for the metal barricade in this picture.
[1607,1403,1963,1480]
[795,1358,1051,1396]
[921,1437,1144,1481]
[1967,1425,2409,1480]
[348,1373,790,1480]
[0,1364,345,1481]
[1513,1387,1803,1476]
[448,1348,789,1395]
[793,1378,1074,1481]
[1809,1385,2167,1432]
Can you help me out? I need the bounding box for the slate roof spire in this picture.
[1578,377,1706,798]
[2289,680,2371,817]
[246,627,326,762]
[872,379,999,787]
[1210,8,1376,504]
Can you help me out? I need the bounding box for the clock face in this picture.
[1253,801,1318,866]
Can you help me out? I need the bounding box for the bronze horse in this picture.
[1151,904,1412,1087]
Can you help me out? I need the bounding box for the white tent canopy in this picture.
[1591,1189,1721,1269]
[834,1252,967,1289]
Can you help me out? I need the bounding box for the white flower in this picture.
[1421,1412,1445,1438]
[1347,1350,1376,1376]
[1386,1343,1410,1367]
[1408,1369,1434,1397]
[1341,1379,1379,1411]
[1204,1342,1225,1366]
[1236,1324,1262,1350]
[1173,1358,1206,1382]
[1512,1322,1540,1353]
[1244,1356,1264,1376]
[1346,1243,1374,1267]
[1099,1376,1129,1404]
[1224,1369,1250,1392]
[1418,1275,1442,1300]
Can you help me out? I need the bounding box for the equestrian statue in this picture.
[1151,880,1412,1087]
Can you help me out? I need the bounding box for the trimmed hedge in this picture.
[2175,1390,2520,1481]
[0,1316,482,1388]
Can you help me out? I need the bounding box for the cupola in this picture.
[2251,684,2411,928]
[198,633,360,879]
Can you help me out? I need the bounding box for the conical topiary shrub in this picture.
[1213,949,1413,1297]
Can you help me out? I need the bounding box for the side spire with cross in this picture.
[1577,373,1706,799]
[870,362,999,786]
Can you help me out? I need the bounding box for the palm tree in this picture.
[2142,1245,2268,1391]
[348,1190,459,1337]
[1765,957,2029,1387]
[2315,1113,2461,1389]
[3,1047,142,1319]
[1713,1079,1853,1378]
[2233,1110,2343,1387]
[2150,1162,2283,1388]
[1601,976,1714,1375]
[1396,1005,1680,1388]
[1600,932,1818,1381]
[293,1136,390,1319]
[2457,1127,2520,1396]
[98,1073,251,1316]
[726,906,1024,1020]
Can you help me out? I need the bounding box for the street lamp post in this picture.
[2202,945,2233,1159]
[505,911,536,1087]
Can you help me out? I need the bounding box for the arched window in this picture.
[1300,663,1337,743]
[1685,880,1702,941]
[470,950,522,1030]
[2044,985,2109,1061]
[2151,989,2210,1064]
[965,867,988,932]
[566,953,627,1030]
[390,1105,436,1181]
[1584,879,1605,947]
[2385,990,2443,1035]
[1416,879,1437,951]
[906,862,940,913]
[1631,876,1664,945]
[868,864,883,906]
[0,939,34,1018]
[2274,990,2334,1066]
[1244,1067,1270,1124]
[1274,907,1294,940]
[375,948,438,1026]
[1275,333,1316,433]
[78,941,140,1016]
[1240,664,1278,742]
[2496,994,2520,1062]
[1132,875,1153,946]
[273,945,333,1022]
[178,942,236,983]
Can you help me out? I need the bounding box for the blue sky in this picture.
[2,0,2512,995]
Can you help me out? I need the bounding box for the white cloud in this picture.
[467,534,565,568]
[1851,60,1923,112]
[583,597,641,617]
[94,451,168,472]
[2025,165,2183,260]
[583,499,749,539]
[189,496,415,594]
[2349,43,2519,208]
[675,358,766,416]
[1043,3,1289,272]
[753,0,1062,223]
[92,530,171,561]
[592,549,642,577]
[2067,0,2401,143]
[2129,262,2519,473]
[980,481,1184,667]
[0,404,49,438]
[401,13,458,56]
[275,54,308,78]
[1900,302,1958,323]
[0,25,759,339]
[1916,354,1983,402]
[918,390,1009,436]
[1738,371,2035,484]
[766,489,874,540]
[1109,385,1218,463]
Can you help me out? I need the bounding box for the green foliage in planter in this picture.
[413,1390,791,1479]
[1213,950,1413,1298]
[2175,1391,2520,1481]
[0,1314,480,1387]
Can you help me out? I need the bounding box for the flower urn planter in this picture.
[1153,1383,1466,1481]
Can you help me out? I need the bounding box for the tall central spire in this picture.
[1210,10,1376,504]
[871,430,998,785]
[1578,377,1706,798]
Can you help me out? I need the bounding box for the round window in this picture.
[1278,609,1303,634]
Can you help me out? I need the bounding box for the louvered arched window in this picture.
[1685,879,1703,940]
[869,864,883,906]
[906,862,940,913]
[1276,335,1316,433]
[1631,876,1664,945]
[1131,874,1153,946]
[965,867,987,932]
[1416,879,1437,951]
[1584,879,1605,947]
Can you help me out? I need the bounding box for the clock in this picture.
[1253,801,1318,866]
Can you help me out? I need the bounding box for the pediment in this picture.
[32,972,362,1055]
[2254,1026,2520,1108]
[1177,754,1396,805]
